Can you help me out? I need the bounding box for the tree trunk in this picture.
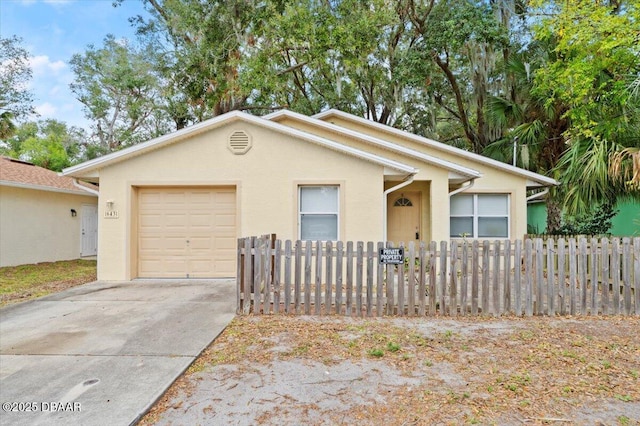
[546,198,562,234]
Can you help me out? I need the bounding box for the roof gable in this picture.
[265,109,481,181]
[313,109,559,187]
[63,110,417,178]
[0,156,98,196]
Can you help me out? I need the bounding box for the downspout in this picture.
[526,187,549,202]
[383,174,416,242]
[73,178,99,196]
[448,178,476,198]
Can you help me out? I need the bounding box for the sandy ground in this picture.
[140,315,640,425]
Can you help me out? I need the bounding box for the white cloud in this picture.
[29,55,67,75]
[35,102,57,117]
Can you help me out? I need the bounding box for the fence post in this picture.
[237,238,244,315]
[601,237,609,315]
[243,237,253,315]
[386,242,395,315]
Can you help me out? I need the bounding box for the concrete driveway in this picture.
[0,279,236,426]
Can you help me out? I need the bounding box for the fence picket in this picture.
[386,242,395,315]
[356,241,364,317]
[450,240,458,316]
[408,241,416,316]
[579,238,588,315]
[525,239,533,317]
[263,238,272,314]
[304,242,312,315]
[439,241,447,315]
[590,238,598,315]
[398,242,405,316]
[346,241,354,316]
[295,240,302,314]
[482,240,490,315]
[315,240,322,316]
[284,240,292,314]
[471,240,479,316]
[558,238,566,316]
[377,242,384,316]
[336,241,344,315]
[429,241,437,315]
[366,241,374,317]
[514,239,522,316]
[623,238,632,316]
[504,240,511,314]
[547,238,555,316]
[612,238,620,315]
[601,237,609,315]
[325,241,333,315]
[535,238,544,315]
[418,242,427,316]
[461,241,469,316]
[492,240,500,316]
[635,238,640,316]
[243,237,252,314]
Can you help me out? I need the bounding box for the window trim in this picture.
[298,184,341,241]
[450,193,510,239]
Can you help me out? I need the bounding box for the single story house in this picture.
[62,109,558,280]
[0,156,99,267]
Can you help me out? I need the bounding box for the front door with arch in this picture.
[387,191,421,244]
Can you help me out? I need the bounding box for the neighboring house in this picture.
[527,199,640,236]
[62,109,557,280]
[0,156,99,267]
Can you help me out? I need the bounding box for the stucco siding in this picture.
[96,122,385,280]
[327,117,527,240]
[0,185,98,267]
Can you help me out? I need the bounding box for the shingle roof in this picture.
[0,156,98,195]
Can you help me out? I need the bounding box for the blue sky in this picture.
[1,0,149,129]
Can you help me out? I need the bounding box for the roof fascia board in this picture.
[0,180,99,196]
[63,110,417,177]
[313,109,559,186]
[266,109,481,179]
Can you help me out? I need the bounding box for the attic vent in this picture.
[228,130,252,155]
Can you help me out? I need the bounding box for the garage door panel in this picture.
[138,187,236,278]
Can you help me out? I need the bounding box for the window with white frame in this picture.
[450,194,509,238]
[299,186,339,240]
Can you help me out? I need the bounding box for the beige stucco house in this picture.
[0,156,99,267]
[62,109,557,280]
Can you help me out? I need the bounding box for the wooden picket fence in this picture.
[236,235,640,317]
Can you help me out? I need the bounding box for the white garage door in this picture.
[138,187,236,278]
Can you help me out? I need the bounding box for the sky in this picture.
[1,0,149,130]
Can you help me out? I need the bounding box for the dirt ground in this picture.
[140,315,640,426]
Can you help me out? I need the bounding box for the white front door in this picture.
[81,204,98,256]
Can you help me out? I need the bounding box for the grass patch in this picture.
[0,259,97,306]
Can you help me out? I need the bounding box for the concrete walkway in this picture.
[0,279,236,426]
